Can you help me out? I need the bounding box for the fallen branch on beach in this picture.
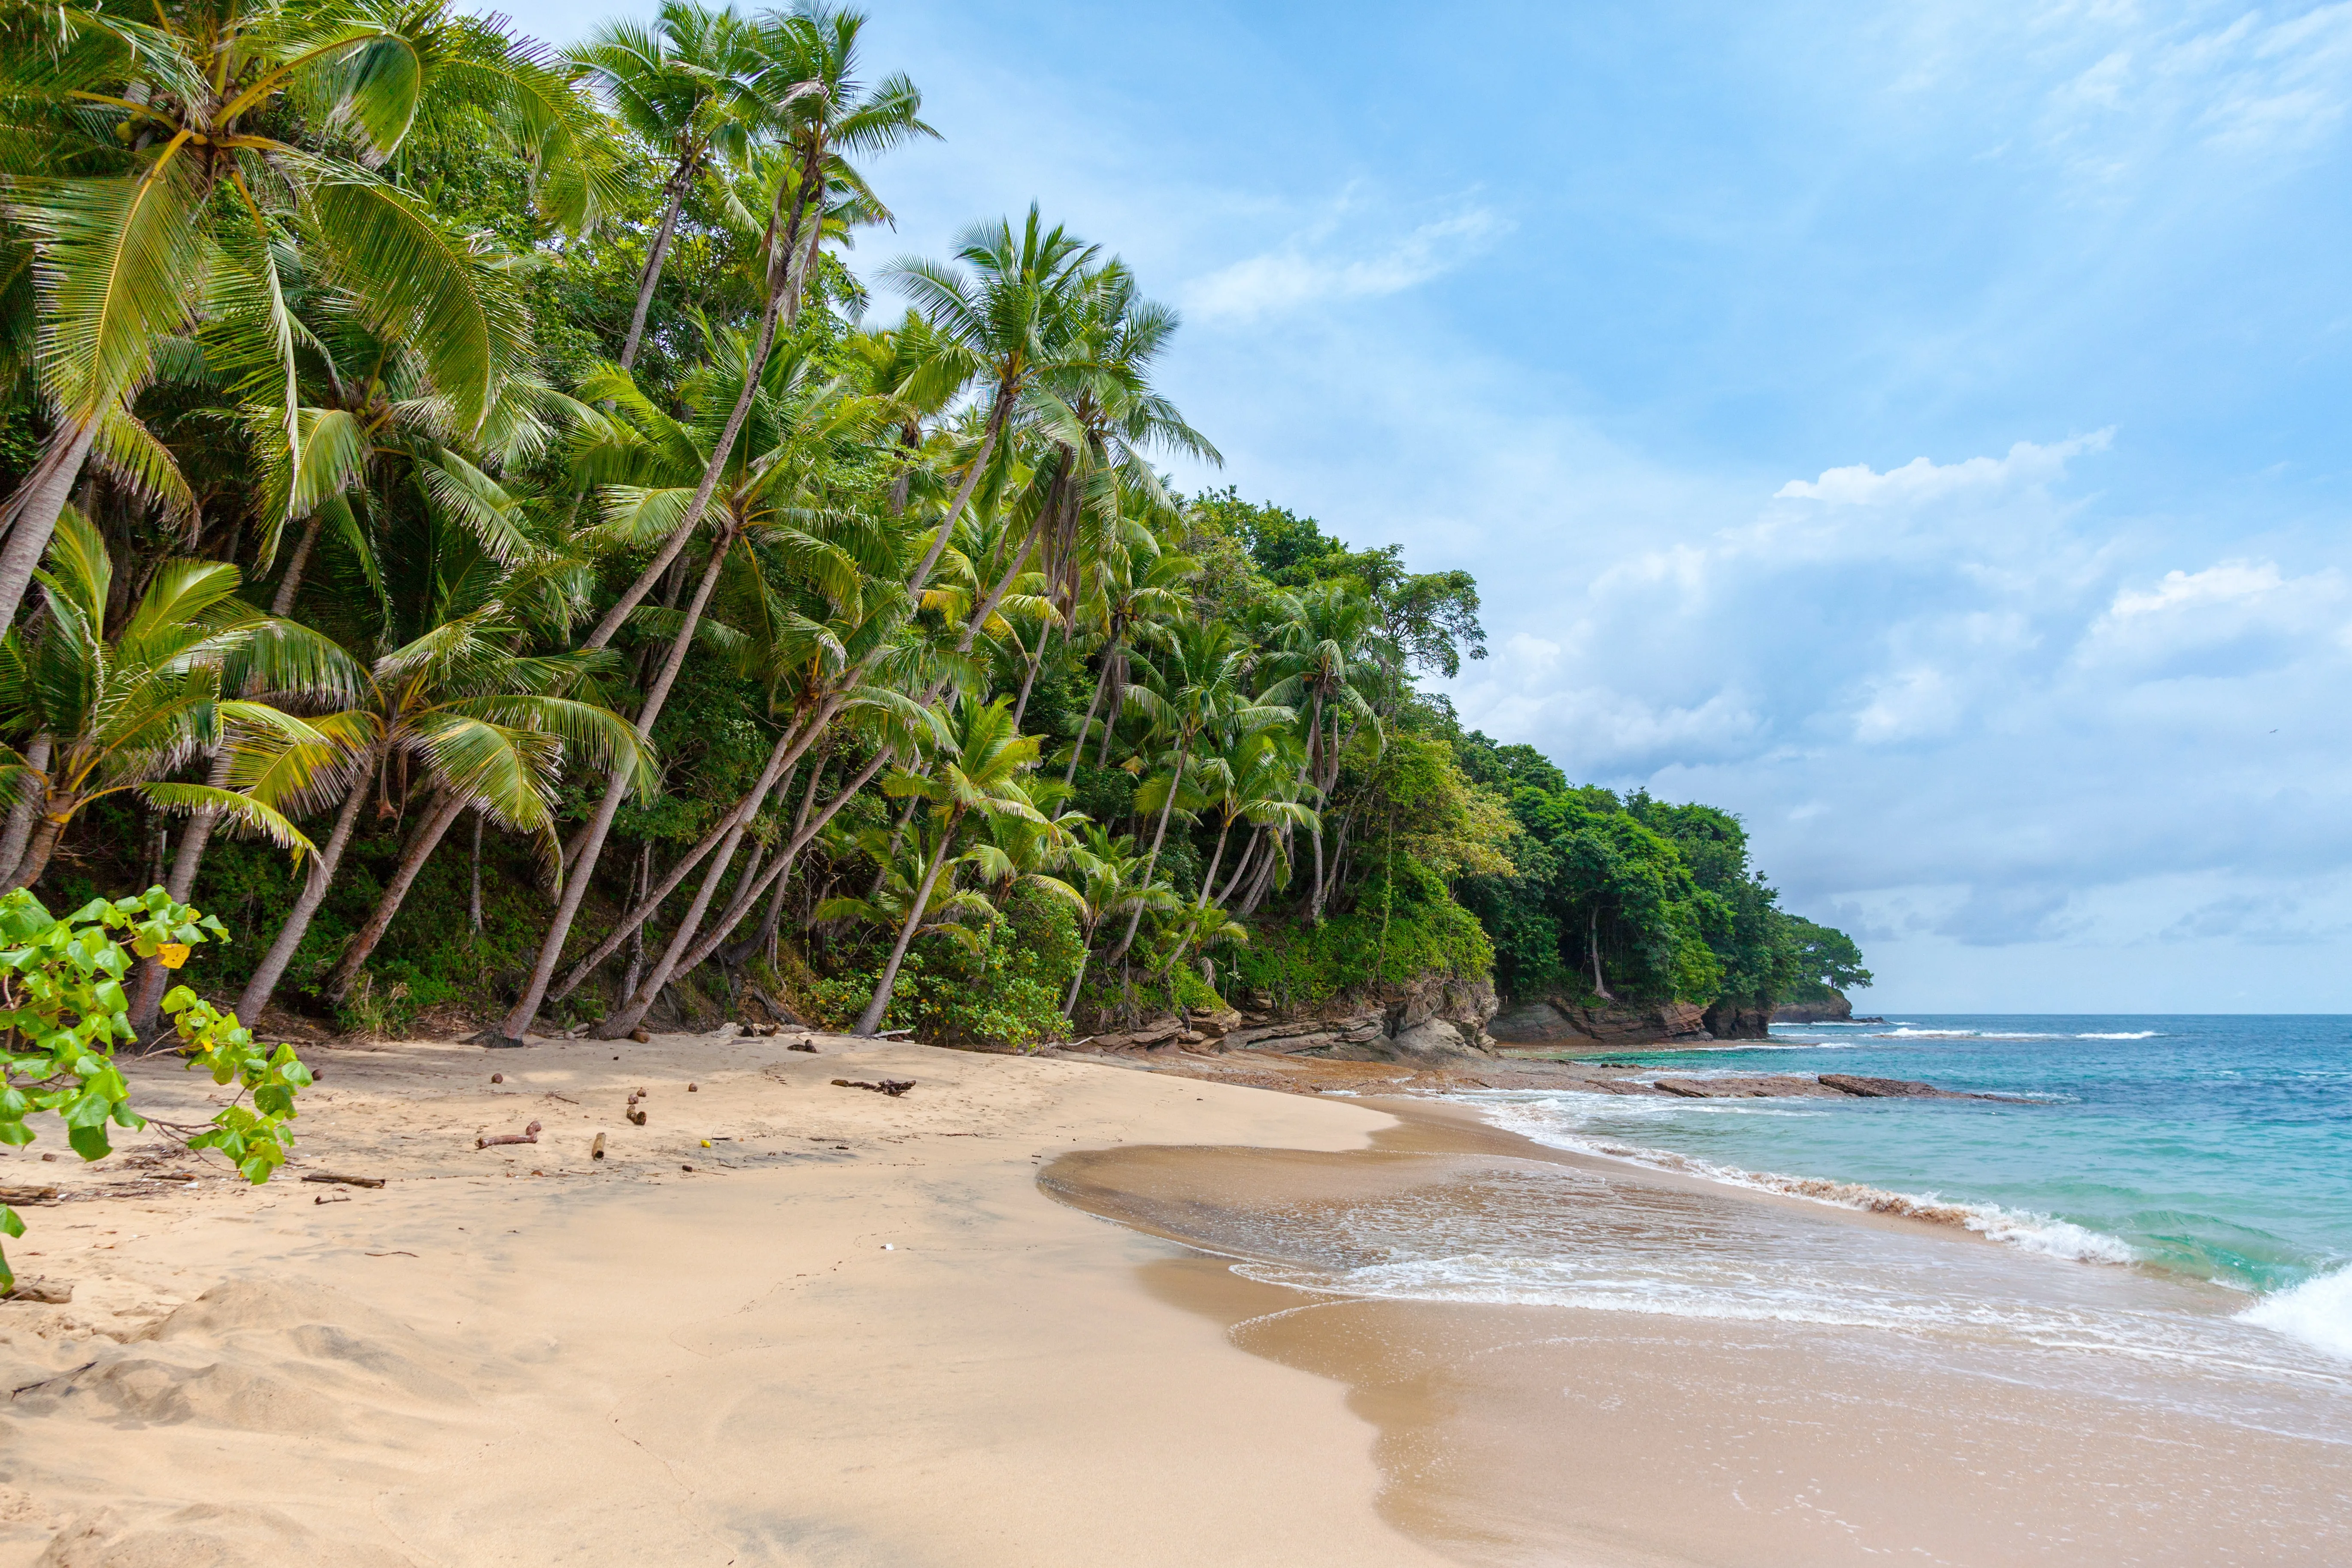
[477,1121,542,1149]
[831,1078,915,1097]
[301,1173,385,1189]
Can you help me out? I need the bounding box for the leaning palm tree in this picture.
[570,1,777,369]
[233,610,653,1024]
[1058,824,1176,1018]
[1255,580,1389,917]
[883,205,1105,604]
[850,696,1046,1035]
[814,821,999,962]
[0,509,345,890]
[1109,619,1291,960]
[0,0,587,631]
[498,4,933,1046]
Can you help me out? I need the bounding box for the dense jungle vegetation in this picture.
[0,0,1865,1048]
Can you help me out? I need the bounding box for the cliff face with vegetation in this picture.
[0,0,1864,1053]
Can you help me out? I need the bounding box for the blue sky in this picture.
[493,0,2352,1011]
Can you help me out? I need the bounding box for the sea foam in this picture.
[1464,1092,2141,1267]
[2240,1267,2352,1362]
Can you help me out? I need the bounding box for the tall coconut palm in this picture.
[0,509,345,890]
[234,609,652,1024]
[1058,824,1174,1018]
[1059,542,1193,799]
[1107,620,1289,961]
[1255,581,1388,918]
[570,1,776,370]
[850,696,1045,1036]
[500,3,931,1046]
[882,205,1103,605]
[0,0,587,633]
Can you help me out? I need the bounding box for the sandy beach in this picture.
[1,1032,2344,1567]
[0,1032,1449,1567]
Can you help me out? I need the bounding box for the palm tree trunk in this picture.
[468,809,484,935]
[1109,735,1187,962]
[954,507,1050,656]
[270,510,325,616]
[618,166,691,371]
[1009,639,1047,731]
[1061,653,1112,800]
[901,407,1003,602]
[619,843,649,1003]
[0,734,53,884]
[1198,815,1234,910]
[324,791,468,1004]
[236,757,378,1023]
[502,521,739,1042]
[0,419,99,633]
[593,757,792,1038]
[854,810,958,1037]
[3,810,66,893]
[1217,827,1261,908]
[1062,936,1094,1019]
[664,749,892,987]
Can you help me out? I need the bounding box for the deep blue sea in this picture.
[1444,1014,2352,1363]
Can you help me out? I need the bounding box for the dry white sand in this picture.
[0,1031,1454,1567]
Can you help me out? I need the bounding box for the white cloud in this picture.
[1772,430,2113,506]
[1183,203,1512,324]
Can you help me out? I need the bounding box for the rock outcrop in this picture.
[1219,976,1500,1064]
[1488,997,1710,1046]
[1773,990,1853,1023]
[1702,999,1774,1039]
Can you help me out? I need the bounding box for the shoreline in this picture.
[2,1030,2343,1565]
[1045,1096,2352,1566]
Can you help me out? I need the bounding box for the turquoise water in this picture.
[1450,1014,2352,1359]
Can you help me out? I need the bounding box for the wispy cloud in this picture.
[1183,200,1511,324]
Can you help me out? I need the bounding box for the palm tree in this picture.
[850,697,1046,1035]
[883,206,1103,605]
[1058,825,1175,1018]
[1255,581,1388,918]
[0,0,588,632]
[1059,542,1194,799]
[1151,899,1249,987]
[499,2,931,1046]
[0,510,345,890]
[570,1,776,370]
[1192,730,1317,910]
[1108,620,1290,960]
[814,820,997,961]
[234,611,652,1023]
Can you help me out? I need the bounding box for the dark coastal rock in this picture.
[1773,990,1853,1023]
[1817,1073,1960,1099]
[1490,997,1711,1046]
[1702,999,1775,1039]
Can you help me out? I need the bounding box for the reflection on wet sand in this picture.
[1045,1104,2351,1568]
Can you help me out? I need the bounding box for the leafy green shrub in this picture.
[0,889,309,1288]
[1231,858,1491,1011]
[806,885,1085,1049]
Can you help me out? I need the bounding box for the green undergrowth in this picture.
[1228,858,1492,1013]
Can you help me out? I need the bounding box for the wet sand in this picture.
[1045,1102,2352,1567]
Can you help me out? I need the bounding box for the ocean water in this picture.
[1399,1014,2352,1371]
